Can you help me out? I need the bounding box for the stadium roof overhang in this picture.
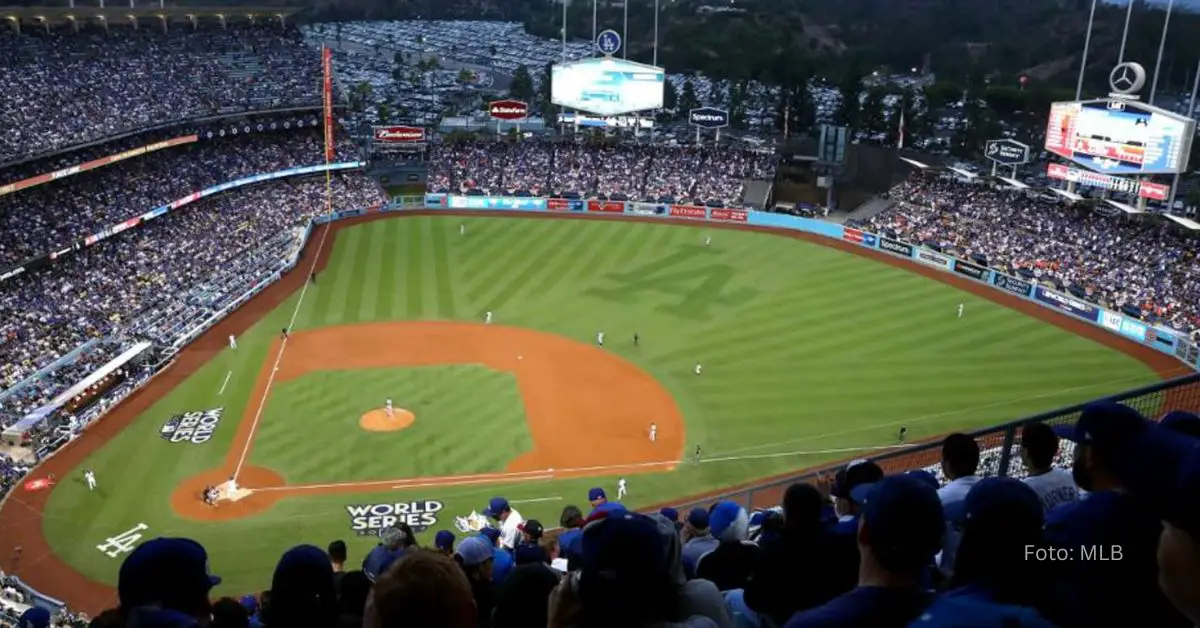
[1047,187,1084,202]
[1165,214,1200,231]
[996,176,1029,190]
[0,6,303,29]
[900,157,931,169]
[1104,199,1144,215]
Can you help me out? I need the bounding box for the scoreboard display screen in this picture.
[1044,100,1194,175]
[551,58,665,116]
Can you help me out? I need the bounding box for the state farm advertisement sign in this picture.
[710,208,747,222]
[489,100,529,121]
[669,205,707,219]
[373,126,425,143]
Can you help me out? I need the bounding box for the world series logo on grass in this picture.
[160,408,223,444]
[346,501,445,536]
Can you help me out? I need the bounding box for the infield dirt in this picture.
[0,211,1189,615]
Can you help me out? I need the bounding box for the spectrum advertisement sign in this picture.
[1033,286,1099,322]
[446,196,546,210]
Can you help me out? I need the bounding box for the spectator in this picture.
[914,478,1063,627]
[1162,411,1200,438]
[434,530,456,556]
[661,507,683,533]
[558,505,586,565]
[479,527,514,585]
[328,540,348,592]
[113,537,220,627]
[647,511,733,628]
[517,519,544,544]
[1049,401,1195,627]
[695,502,762,592]
[211,597,250,628]
[784,475,944,627]
[588,487,608,510]
[363,526,414,583]
[1020,422,1079,513]
[368,549,476,628]
[1159,447,1200,625]
[493,548,562,628]
[482,497,524,549]
[336,571,371,628]
[682,507,716,579]
[453,536,497,628]
[935,434,980,574]
[264,544,338,627]
[739,483,856,625]
[17,608,50,628]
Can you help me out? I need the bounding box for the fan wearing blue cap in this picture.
[483,496,524,550]
[478,526,515,584]
[1159,447,1200,625]
[454,536,498,626]
[1046,401,1196,628]
[911,478,1064,627]
[785,475,944,628]
[362,525,414,583]
[434,530,456,555]
[115,537,221,626]
[694,501,761,592]
[17,608,51,628]
[681,506,716,579]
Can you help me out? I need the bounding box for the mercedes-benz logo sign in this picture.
[1109,62,1146,96]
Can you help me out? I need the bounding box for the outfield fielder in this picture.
[228,335,237,350]
[694,362,703,376]
[385,398,394,419]
[460,223,466,236]
[705,236,712,247]
[84,469,97,491]
[957,303,964,318]
[617,478,627,500]
[597,331,605,347]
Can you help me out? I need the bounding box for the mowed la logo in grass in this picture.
[160,408,224,444]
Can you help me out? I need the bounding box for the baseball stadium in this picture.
[2,7,1200,628]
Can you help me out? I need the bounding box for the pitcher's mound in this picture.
[360,408,416,432]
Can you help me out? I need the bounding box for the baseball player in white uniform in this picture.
[597,331,605,347]
[957,303,964,318]
[695,363,703,376]
[460,223,466,236]
[84,469,97,491]
[705,236,712,247]
[385,398,394,418]
[228,335,237,350]
[485,311,493,324]
[617,478,627,500]
[649,422,657,442]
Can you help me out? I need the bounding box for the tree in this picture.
[774,73,815,137]
[679,78,701,116]
[832,56,864,130]
[378,103,392,124]
[537,62,557,120]
[663,79,678,111]
[510,64,535,103]
[394,51,405,66]
[707,79,723,105]
[860,88,887,134]
[457,68,474,87]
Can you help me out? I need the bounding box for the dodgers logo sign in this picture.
[160,408,224,444]
[346,501,445,536]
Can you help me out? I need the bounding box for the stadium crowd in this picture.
[427,140,776,206]
[0,25,321,164]
[862,174,1200,335]
[1,401,1189,628]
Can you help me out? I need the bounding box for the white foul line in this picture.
[510,496,563,504]
[217,371,232,396]
[231,218,337,482]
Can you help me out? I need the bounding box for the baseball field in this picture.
[2,211,1186,612]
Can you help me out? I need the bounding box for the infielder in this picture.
[228,335,237,350]
[649,422,657,442]
[84,469,97,491]
[957,303,964,318]
[385,398,394,419]
[485,311,493,324]
[617,478,627,500]
[694,363,703,376]
[597,331,605,347]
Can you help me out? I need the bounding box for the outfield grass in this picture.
[41,215,1162,596]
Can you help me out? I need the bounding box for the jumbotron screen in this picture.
[551,58,665,116]
[1044,99,1194,175]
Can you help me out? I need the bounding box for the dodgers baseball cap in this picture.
[483,497,509,517]
[581,510,667,577]
[18,608,51,628]
[455,536,495,567]
[434,530,456,551]
[708,501,744,538]
[518,519,544,539]
[856,475,944,572]
[659,507,679,522]
[957,476,1043,529]
[588,487,606,501]
[118,537,221,607]
[687,507,710,529]
[1161,411,1200,438]
[479,526,501,544]
[906,469,941,491]
[833,459,884,500]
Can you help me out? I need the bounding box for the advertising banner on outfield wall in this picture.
[952,259,989,282]
[710,208,748,222]
[587,200,625,213]
[843,228,864,244]
[547,198,570,211]
[916,248,950,268]
[878,237,914,258]
[425,194,448,207]
[626,202,666,216]
[669,205,707,219]
[1033,286,1100,322]
[1100,310,1149,343]
[992,273,1033,297]
[448,196,546,211]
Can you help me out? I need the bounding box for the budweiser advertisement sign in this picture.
[373,126,425,143]
[489,100,529,121]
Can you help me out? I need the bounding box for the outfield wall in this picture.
[415,192,1200,372]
